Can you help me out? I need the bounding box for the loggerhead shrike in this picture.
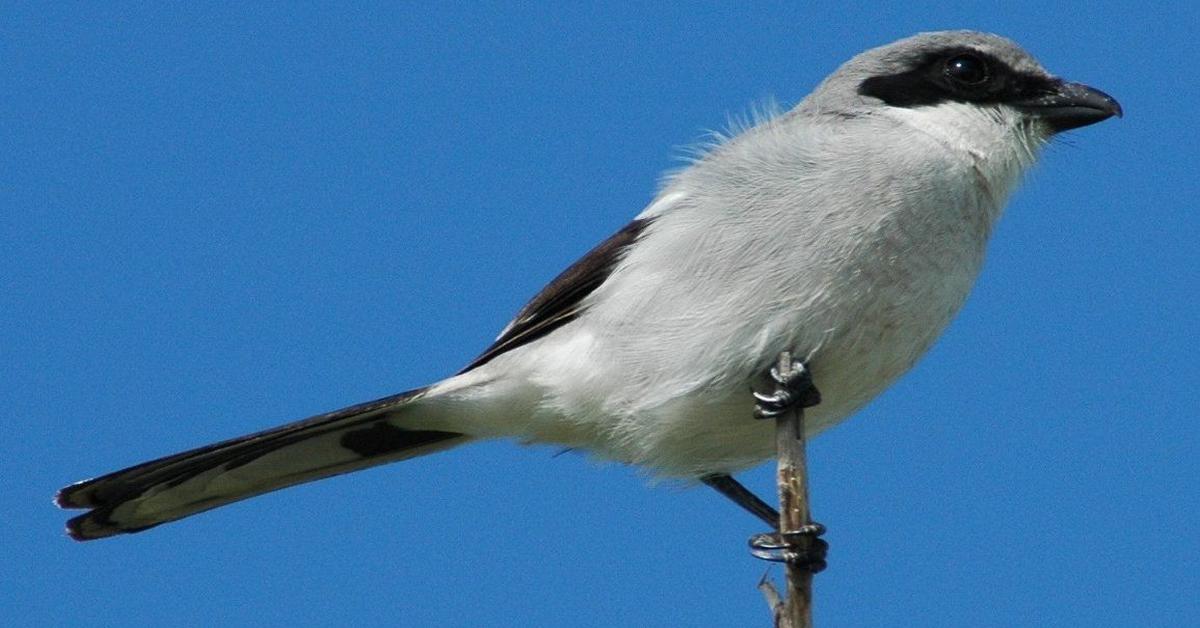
[57,31,1121,541]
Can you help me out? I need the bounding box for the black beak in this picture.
[1014,81,1123,132]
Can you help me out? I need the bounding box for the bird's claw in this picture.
[753,359,821,419]
[748,523,828,572]
[752,389,795,417]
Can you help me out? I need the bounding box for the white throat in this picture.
[884,101,1045,212]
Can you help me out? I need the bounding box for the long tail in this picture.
[55,387,470,541]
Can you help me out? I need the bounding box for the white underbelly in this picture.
[588,208,989,475]
[493,233,989,478]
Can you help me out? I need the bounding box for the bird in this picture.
[56,30,1121,541]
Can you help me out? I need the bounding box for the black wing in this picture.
[460,217,653,372]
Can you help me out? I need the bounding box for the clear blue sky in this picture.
[5,4,1196,627]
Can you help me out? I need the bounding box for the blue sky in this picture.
[5,3,1197,627]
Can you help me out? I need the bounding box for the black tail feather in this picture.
[56,387,468,540]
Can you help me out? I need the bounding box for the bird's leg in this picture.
[752,358,821,419]
[701,473,779,528]
[745,357,828,572]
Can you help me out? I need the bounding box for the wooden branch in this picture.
[767,351,816,628]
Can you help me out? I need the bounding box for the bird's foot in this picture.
[753,359,821,419]
[749,523,828,573]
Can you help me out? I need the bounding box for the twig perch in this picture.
[761,351,820,628]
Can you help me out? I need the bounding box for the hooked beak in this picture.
[1014,81,1123,133]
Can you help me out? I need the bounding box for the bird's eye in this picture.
[944,54,989,86]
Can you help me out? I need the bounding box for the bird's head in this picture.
[803,31,1121,152]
